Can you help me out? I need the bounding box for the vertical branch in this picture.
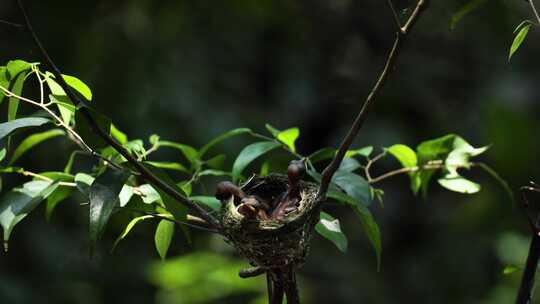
[16,0,221,229]
[318,0,429,199]
[516,185,540,304]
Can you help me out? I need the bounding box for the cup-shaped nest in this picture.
[221,174,320,269]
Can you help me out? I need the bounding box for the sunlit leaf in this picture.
[0,67,8,104]
[110,124,128,144]
[145,161,189,173]
[137,184,162,204]
[190,196,221,210]
[232,141,281,182]
[345,146,373,158]
[277,127,299,152]
[199,128,251,157]
[88,169,130,251]
[155,219,175,260]
[6,60,31,80]
[112,215,153,251]
[198,169,231,177]
[119,185,134,207]
[8,72,28,121]
[265,123,280,137]
[49,94,75,125]
[315,211,348,253]
[0,117,49,141]
[387,144,417,168]
[438,176,481,194]
[158,140,199,166]
[9,129,65,164]
[502,265,520,275]
[0,180,58,251]
[62,74,92,101]
[74,173,94,194]
[509,23,531,61]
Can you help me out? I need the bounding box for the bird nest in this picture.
[221,174,320,270]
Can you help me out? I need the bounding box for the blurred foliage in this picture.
[0,0,540,303]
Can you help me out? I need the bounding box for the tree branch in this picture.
[16,0,221,230]
[529,0,540,24]
[318,0,429,199]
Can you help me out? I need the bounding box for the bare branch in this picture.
[529,0,540,24]
[318,0,429,199]
[16,0,221,230]
[386,0,401,30]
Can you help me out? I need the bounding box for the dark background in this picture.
[1,0,540,303]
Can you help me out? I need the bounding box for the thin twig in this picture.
[386,0,401,30]
[16,0,221,230]
[318,0,429,200]
[0,19,24,28]
[529,0,540,24]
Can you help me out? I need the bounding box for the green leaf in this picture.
[119,185,134,207]
[45,73,75,124]
[509,23,531,61]
[0,148,5,162]
[0,180,58,251]
[387,144,417,168]
[110,124,128,144]
[190,196,221,210]
[112,215,153,251]
[75,106,112,149]
[0,67,8,104]
[158,141,199,166]
[308,147,336,164]
[45,185,73,222]
[9,129,65,164]
[62,74,92,101]
[199,128,251,157]
[74,173,94,194]
[0,117,49,140]
[6,60,31,79]
[277,127,299,152]
[205,154,226,169]
[155,219,175,260]
[438,176,481,194]
[345,146,373,158]
[144,161,189,173]
[414,134,457,195]
[503,265,520,275]
[315,211,348,253]
[444,137,488,176]
[450,0,488,30]
[88,169,130,250]
[143,164,189,240]
[338,157,361,172]
[49,94,75,125]
[265,123,280,137]
[8,72,28,121]
[332,170,371,206]
[137,184,162,204]
[232,141,281,182]
[327,190,381,268]
[198,169,231,177]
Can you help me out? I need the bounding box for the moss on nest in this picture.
[221,174,321,269]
